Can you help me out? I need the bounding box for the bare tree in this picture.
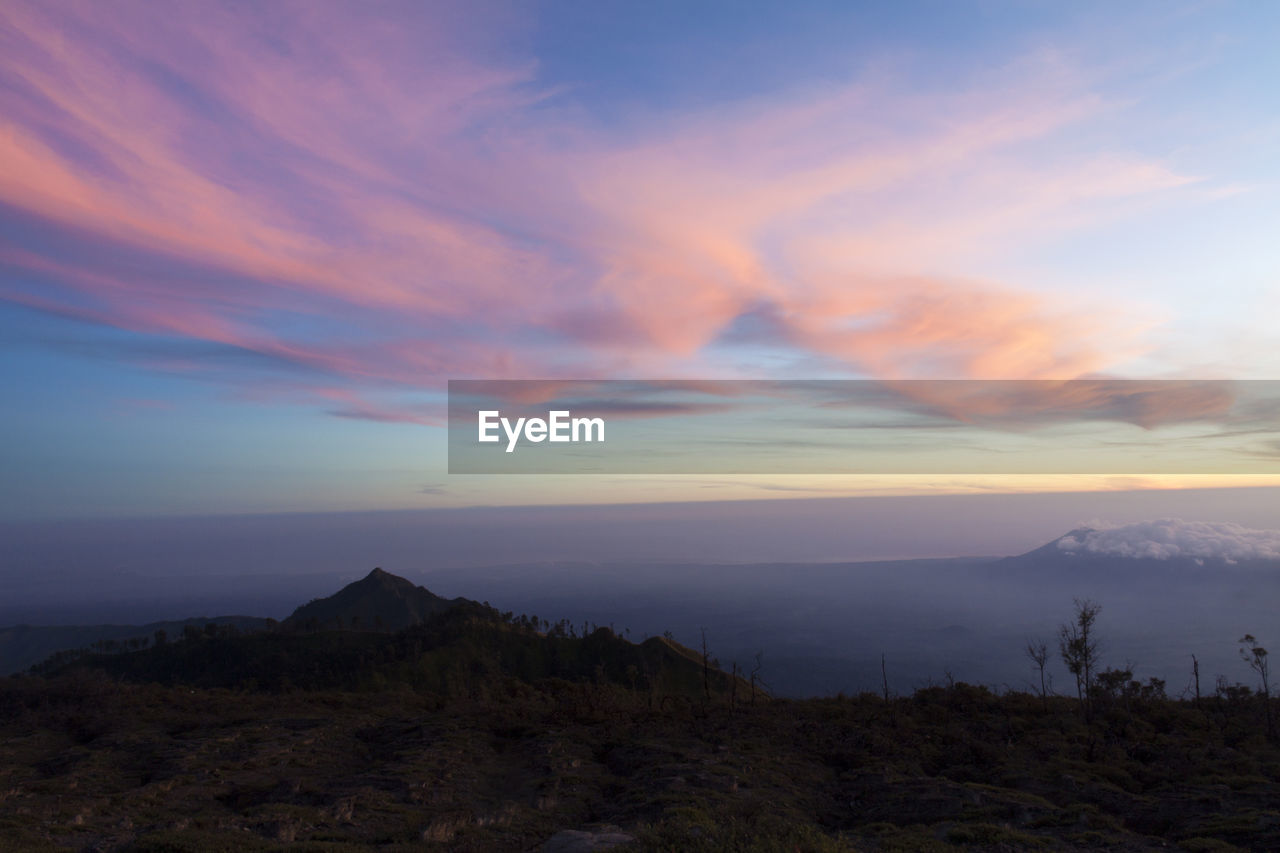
[1239,634,1273,739]
[1059,598,1102,718]
[1025,637,1051,711]
[1191,654,1202,709]
[750,651,764,706]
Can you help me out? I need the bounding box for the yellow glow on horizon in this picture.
[422,473,1280,509]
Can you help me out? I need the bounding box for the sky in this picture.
[3,0,1280,520]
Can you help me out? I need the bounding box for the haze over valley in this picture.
[5,508,1276,698]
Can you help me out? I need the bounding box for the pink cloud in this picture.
[0,2,1202,424]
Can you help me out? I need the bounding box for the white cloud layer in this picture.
[1058,519,1280,563]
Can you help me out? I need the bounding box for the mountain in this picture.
[1007,527,1098,563]
[989,526,1280,579]
[282,567,463,632]
[38,569,750,702]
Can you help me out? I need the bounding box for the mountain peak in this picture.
[360,567,413,590]
[284,568,460,632]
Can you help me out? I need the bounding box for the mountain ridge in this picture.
[0,616,272,677]
[36,568,752,702]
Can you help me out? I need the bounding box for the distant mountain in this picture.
[0,616,272,676]
[991,527,1280,578]
[993,528,1111,570]
[282,567,464,632]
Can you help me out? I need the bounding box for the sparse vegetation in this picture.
[1239,633,1273,740]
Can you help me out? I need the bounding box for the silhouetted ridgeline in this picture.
[32,569,749,703]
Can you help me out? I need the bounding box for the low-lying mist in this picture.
[3,494,1277,694]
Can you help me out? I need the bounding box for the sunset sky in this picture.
[3,1,1280,519]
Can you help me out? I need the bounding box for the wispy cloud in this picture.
[0,1,1205,423]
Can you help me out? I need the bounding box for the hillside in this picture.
[0,616,272,676]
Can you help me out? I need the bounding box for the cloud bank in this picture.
[1058,519,1280,563]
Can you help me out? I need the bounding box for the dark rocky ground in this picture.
[1,671,1277,852]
